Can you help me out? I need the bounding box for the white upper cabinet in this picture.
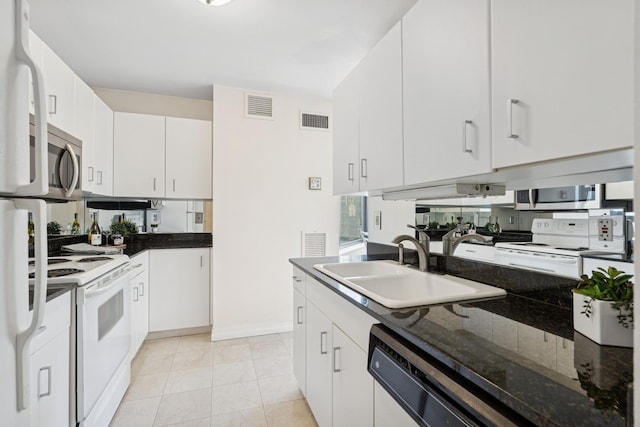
[358,21,404,191]
[491,0,634,169]
[41,40,76,133]
[113,112,166,198]
[93,96,114,196]
[74,77,95,192]
[165,117,212,199]
[332,68,361,195]
[403,0,492,185]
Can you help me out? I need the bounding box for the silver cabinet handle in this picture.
[333,347,341,373]
[139,283,144,296]
[348,163,354,182]
[153,177,157,191]
[200,255,203,268]
[97,170,103,185]
[62,143,79,198]
[462,120,473,153]
[38,366,51,398]
[292,276,302,283]
[360,159,367,178]
[173,179,176,192]
[320,331,328,354]
[88,166,94,182]
[507,98,519,139]
[133,286,139,302]
[296,306,303,325]
[48,94,57,115]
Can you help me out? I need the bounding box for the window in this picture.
[339,195,367,248]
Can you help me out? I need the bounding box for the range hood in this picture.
[382,184,506,201]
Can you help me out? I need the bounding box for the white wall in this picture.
[93,88,212,120]
[211,85,340,340]
[367,196,416,245]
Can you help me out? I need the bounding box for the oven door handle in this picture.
[62,143,79,198]
[84,265,132,300]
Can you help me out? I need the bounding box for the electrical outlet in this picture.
[195,212,204,224]
[598,218,613,241]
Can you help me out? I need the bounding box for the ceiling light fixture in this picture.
[197,0,232,5]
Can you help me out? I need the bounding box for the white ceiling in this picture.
[28,0,416,100]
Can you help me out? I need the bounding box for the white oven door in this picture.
[494,248,580,279]
[77,265,131,421]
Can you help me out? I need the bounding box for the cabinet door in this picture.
[374,381,417,427]
[403,0,492,185]
[113,112,165,198]
[93,96,114,196]
[74,77,95,192]
[130,251,150,356]
[293,288,306,396]
[491,0,634,168]
[165,117,212,199]
[332,68,360,195]
[358,21,403,191]
[332,326,373,427]
[149,248,210,332]
[41,41,75,133]
[305,301,333,427]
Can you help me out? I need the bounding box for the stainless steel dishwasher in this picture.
[368,324,529,427]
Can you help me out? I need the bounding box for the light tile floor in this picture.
[110,332,318,427]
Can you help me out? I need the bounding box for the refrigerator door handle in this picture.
[14,0,48,196]
[14,199,47,411]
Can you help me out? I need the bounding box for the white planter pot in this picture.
[572,292,633,348]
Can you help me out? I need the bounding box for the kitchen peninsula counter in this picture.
[290,255,632,426]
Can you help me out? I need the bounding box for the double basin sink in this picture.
[313,260,506,308]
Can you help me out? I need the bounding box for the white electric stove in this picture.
[494,218,622,279]
[28,253,134,427]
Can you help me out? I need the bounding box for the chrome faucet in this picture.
[442,226,492,256]
[391,225,430,272]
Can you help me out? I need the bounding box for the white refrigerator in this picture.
[1,0,50,425]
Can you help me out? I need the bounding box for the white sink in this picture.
[313,260,506,308]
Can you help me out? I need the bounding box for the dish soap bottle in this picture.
[71,213,81,235]
[89,213,102,246]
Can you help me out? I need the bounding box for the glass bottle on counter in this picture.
[494,217,501,234]
[71,213,81,235]
[27,212,34,243]
[88,213,102,246]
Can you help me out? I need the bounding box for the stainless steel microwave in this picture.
[29,114,82,201]
[514,185,602,210]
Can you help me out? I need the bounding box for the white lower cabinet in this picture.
[294,271,376,426]
[374,381,417,427]
[130,251,149,356]
[29,292,71,427]
[149,248,211,332]
[293,287,306,396]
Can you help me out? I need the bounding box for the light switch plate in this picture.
[309,177,322,190]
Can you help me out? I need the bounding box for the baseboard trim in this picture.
[212,322,293,341]
[146,325,212,341]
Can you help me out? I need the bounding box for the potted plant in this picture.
[572,266,633,348]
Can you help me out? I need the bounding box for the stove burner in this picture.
[28,258,71,266]
[76,256,113,263]
[29,268,85,279]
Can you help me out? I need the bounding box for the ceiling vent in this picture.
[300,111,330,131]
[245,93,274,120]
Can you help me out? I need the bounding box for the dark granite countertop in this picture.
[40,232,212,257]
[290,255,632,426]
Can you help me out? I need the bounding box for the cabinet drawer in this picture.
[306,276,375,351]
[30,292,71,354]
[292,267,306,295]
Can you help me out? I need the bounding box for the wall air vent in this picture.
[300,112,330,131]
[245,93,274,120]
[302,231,326,257]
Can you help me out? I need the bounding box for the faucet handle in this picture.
[407,224,429,240]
